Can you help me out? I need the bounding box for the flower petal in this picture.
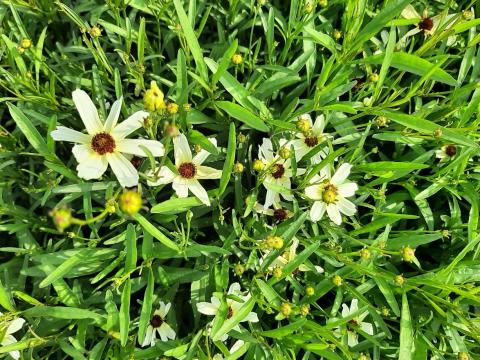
[264,188,276,209]
[258,138,274,163]
[159,322,176,341]
[147,166,176,186]
[350,299,358,313]
[347,331,358,347]
[112,110,149,139]
[6,318,25,335]
[188,179,210,206]
[1,334,20,359]
[196,165,222,180]
[360,322,374,335]
[72,144,93,163]
[173,133,192,164]
[106,153,139,187]
[331,163,352,185]
[51,126,90,144]
[313,114,326,133]
[341,303,350,318]
[228,282,241,295]
[172,178,189,198]
[243,311,259,323]
[337,182,358,197]
[117,139,165,157]
[193,138,217,165]
[76,153,108,180]
[72,89,103,135]
[104,97,123,133]
[197,301,219,315]
[142,325,154,347]
[337,197,357,216]
[310,201,326,222]
[326,204,342,225]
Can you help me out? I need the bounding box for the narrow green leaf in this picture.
[134,214,180,251]
[212,296,256,341]
[399,293,414,360]
[216,101,269,132]
[138,268,154,346]
[125,224,137,274]
[218,122,236,197]
[119,278,131,347]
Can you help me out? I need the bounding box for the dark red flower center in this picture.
[178,162,196,179]
[273,208,288,221]
[271,164,285,179]
[419,17,433,31]
[150,314,163,328]
[445,145,456,157]
[131,156,142,168]
[227,306,234,319]
[91,132,116,155]
[304,136,319,147]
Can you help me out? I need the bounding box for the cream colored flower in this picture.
[147,134,221,206]
[0,313,25,360]
[287,114,329,164]
[334,299,374,347]
[51,89,164,187]
[435,144,457,162]
[305,163,358,225]
[141,301,176,346]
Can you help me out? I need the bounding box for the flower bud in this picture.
[441,229,450,238]
[332,275,342,286]
[358,354,370,360]
[237,133,246,143]
[363,97,373,107]
[458,352,470,360]
[165,124,180,137]
[299,304,310,316]
[359,248,371,260]
[380,306,390,317]
[332,29,342,40]
[304,2,314,13]
[89,25,102,38]
[375,116,389,127]
[279,146,291,159]
[234,263,245,276]
[16,46,25,54]
[272,266,283,279]
[296,115,311,132]
[266,235,284,250]
[253,159,265,171]
[166,102,179,115]
[234,162,244,173]
[280,302,292,317]
[183,103,191,112]
[20,38,32,49]
[194,144,202,153]
[369,73,379,82]
[51,208,72,231]
[257,0,267,5]
[319,0,328,7]
[401,246,415,262]
[305,286,315,296]
[433,128,442,138]
[119,191,142,216]
[394,274,405,286]
[144,81,166,111]
[105,199,117,214]
[462,10,474,20]
[231,53,243,65]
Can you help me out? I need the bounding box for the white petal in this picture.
[173,133,193,164]
[401,4,420,19]
[310,201,326,222]
[264,188,276,209]
[347,331,358,347]
[76,154,108,180]
[72,89,103,135]
[172,178,189,198]
[341,303,351,318]
[112,110,149,139]
[164,302,171,316]
[192,138,217,165]
[242,311,259,323]
[158,301,167,318]
[1,334,20,360]
[106,153,139,187]
[7,318,25,334]
[331,163,352,185]
[117,139,165,157]
[360,322,374,335]
[326,204,342,225]
[313,115,326,133]
[147,166,176,187]
[228,282,241,295]
[337,197,357,217]
[305,184,321,201]
[196,166,222,179]
[258,138,274,163]
[158,323,175,341]
[230,340,244,353]
[337,182,358,197]
[104,97,122,132]
[188,180,211,206]
[51,126,90,143]
[350,299,358,313]
[197,301,219,315]
[142,326,154,347]
[72,144,93,163]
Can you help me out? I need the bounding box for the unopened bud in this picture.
[105,199,116,214]
[333,29,342,40]
[401,246,415,262]
[296,115,311,132]
[237,133,246,143]
[375,116,388,127]
[304,2,314,13]
[369,73,379,82]
[165,124,179,137]
[300,304,310,316]
[433,128,443,138]
[234,162,244,173]
[458,352,470,360]
[279,147,291,159]
[394,275,405,286]
[234,263,245,276]
[272,266,283,279]
[280,302,292,317]
[253,159,265,171]
[332,275,342,286]
[231,53,243,65]
[20,38,32,49]
[319,0,328,7]
[89,25,102,38]
[166,102,179,114]
[305,286,315,296]
[119,191,142,216]
[51,208,72,231]
[266,235,284,250]
[359,248,371,260]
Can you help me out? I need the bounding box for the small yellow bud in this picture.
[194,144,202,153]
[332,275,343,286]
[266,235,284,250]
[358,354,370,360]
[299,304,310,316]
[272,266,283,279]
[257,0,267,5]
[16,46,25,54]
[296,116,311,132]
[119,191,142,216]
[318,0,328,6]
[167,102,179,115]
[279,147,291,159]
[234,263,245,276]
[165,124,180,137]
[333,29,342,40]
[237,133,246,143]
[375,116,389,127]
[143,81,166,111]
[369,73,379,82]
[462,10,474,20]
[441,229,450,238]
[401,246,416,262]
[304,2,314,13]
[433,128,443,138]
[51,208,72,231]
[20,38,32,49]
[363,97,373,107]
[143,116,154,129]
[253,159,265,171]
[234,162,244,173]
[89,25,102,38]
[280,302,292,317]
[183,103,191,112]
[359,248,371,260]
[394,274,405,286]
[105,199,117,214]
[305,286,315,296]
[380,306,390,317]
[231,53,243,65]
[458,352,470,360]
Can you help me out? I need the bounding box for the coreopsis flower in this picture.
[305,163,358,225]
[147,134,221,206]
[254,202,292,222]
[334,299,374,347]
[436,144,457,162]
[258,138,303,209]
[51,90,164,187]
[142,301,176,346]
[0,313,25,360]
[196,283,258,339]
[289,114,329,163]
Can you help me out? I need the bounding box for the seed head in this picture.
[165,124,179,137]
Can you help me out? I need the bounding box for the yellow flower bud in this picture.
[167,102,179,115]
[304,2,314,13]
[318,0,328,6]
[119,191,142,216]
[234,263,245,276]
[375,116,389,127]
[305,286,315,296]
[394,274,405,286]
[299,304,310,316]
[332,29,342,40]
[105,199,117,214]
[16,46,25,54]
[462,10,474,20]
[234,162,244,173]
[143,81,166,111]
[279,147,291,159]
[89,25,102,38]
[20,38,32,49]
[237,133,246,143]
[266,235,284,250]
[280,302,292,317]
[231,53,243,65]
[458,352,470,360]
[272,266,283,279]
[433,128,443,138]
[369,73,379,82]
[194,144,202,153]
[401,246,415,262]
[358,354,370,360]
[332,275,342,286]
[296,116,311,132]
[51,208,72,231]
[380,306,390,317]
[359,248,371,260]
[253,159,265,171]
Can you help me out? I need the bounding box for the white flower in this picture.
[141,301,176,347]
[196,283,258,340]
[335,299,374,347]
[258,138,304,209]
[147,134,221,206]
[435,144,457,162]
[288,114,329,164]
[51,89,164,187]
[211,340,245,360]
[305,163,358,225]
[253,202,292,221]
[0,313,25,360]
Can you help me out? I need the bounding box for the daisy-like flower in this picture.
[0,313,26,360]
[196,283,258,340]
[146,134,221,206]
[142,301,176,347]
[335,299,374,347]
[254,202,292,222]
[436,144,457,162]
[51,89,164,187]
[305,163,358,225]
[288,114,329,163]
[258,138,303,209]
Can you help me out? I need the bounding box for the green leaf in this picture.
[259,319,307,338]
[356,162,428,172]
[374,277,400,317]
[134,214,180,251]
[218,122,236,197]
[119,278,131,347]
[138,268,154,346]
[22,306,105,324]
[0,280,14,311]
[304,28,337,54]
[125,224,137,274]
[216,101,269,132]
[399,293,414,360]
[212,39,238,86]
[211,296,256,341]
[188,130,219,155]
[39,252,87,288]
[151,196,204,214]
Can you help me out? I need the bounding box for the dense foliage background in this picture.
[1,0,480,359]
